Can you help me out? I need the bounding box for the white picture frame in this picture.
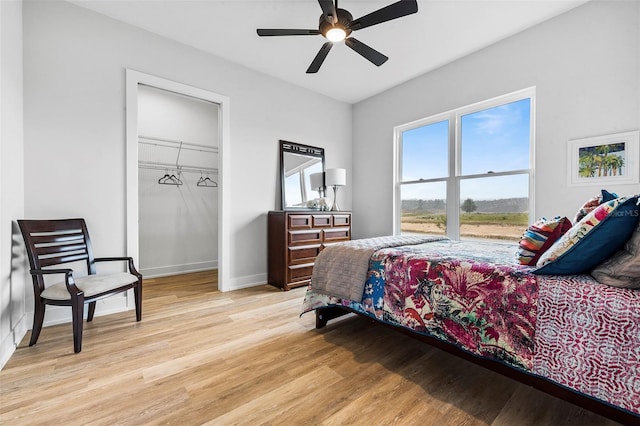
[567,130,639,186]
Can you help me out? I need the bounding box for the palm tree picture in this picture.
[578,142,625,179]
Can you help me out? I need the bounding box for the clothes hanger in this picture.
[197,173,217,187]
[158,170,183,186]
[158,173,171,184]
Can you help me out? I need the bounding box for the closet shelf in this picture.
[138,161,218,174]
[138,135,217,175]
[138,135,218,153]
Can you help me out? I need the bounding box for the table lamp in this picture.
[325,168,346,211]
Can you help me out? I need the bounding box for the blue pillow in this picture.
[535,195,640,275]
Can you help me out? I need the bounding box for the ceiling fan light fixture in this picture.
[256,1,419,73]
[326,27,346,42]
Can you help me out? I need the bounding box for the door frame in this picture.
[125,69,231,293]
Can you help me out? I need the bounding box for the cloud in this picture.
[466,102,524,136]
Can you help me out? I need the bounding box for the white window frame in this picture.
[393,87,536,240]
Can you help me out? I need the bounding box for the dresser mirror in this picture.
[280,140,325,210]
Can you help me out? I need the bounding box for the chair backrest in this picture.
[18,219,96,294]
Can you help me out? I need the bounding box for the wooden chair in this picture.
[18,218,142,353]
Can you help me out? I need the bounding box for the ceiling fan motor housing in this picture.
[319,8,353,39]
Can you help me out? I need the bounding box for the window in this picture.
[395,88,534,241]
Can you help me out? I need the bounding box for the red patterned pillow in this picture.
[517,216,572,266]
[573,189,618,223]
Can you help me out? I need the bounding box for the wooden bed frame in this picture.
[315,306,639,425]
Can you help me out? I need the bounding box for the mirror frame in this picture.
[280,140,325,210]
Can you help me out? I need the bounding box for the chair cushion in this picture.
[41,272,139,301]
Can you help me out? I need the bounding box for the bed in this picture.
[301,215,640,424]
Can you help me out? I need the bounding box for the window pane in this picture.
[461,98,530,175]
[284,173,302,207]
[459,174,529,241]
[402,120,448,181]
[400,181,447,236]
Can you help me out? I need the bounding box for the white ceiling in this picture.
[70,0,589,104]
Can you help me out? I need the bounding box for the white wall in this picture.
[0,0,27,369]
[352,0,640,238]
[22,0,352,304]
[138,85,219,277]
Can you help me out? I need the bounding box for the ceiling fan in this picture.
[257,0,418,73]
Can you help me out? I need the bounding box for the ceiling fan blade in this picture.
[306,42,333,73]
[345,37,388,66]
[318,0,338,24]
[349,0,418,31]
[257,29,321,36]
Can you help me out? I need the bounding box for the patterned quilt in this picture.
[301,239,640,415]
[534,275,640,414]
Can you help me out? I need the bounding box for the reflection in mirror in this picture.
[280,140,325,210]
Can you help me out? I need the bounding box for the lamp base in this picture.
[330,186,340,211]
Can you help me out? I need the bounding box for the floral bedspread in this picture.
[303,240,538,369]
[301,239,640,415]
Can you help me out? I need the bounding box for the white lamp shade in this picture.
[325,168,346,186]
[309,172,324,190]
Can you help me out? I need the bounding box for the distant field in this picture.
[401,212,528,241]
[402,212,528,226]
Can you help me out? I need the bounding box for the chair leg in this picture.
[134,280,142,322]
[87,301,96,322]
[29,299,46,346]
[71,296,84,353]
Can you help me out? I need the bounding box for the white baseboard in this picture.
[227,273,268,291]
[0,313,28,370]
[141,260,218,278]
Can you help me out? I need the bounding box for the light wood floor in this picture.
[0,271,621,425]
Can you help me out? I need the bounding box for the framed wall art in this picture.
[567,130,639,186]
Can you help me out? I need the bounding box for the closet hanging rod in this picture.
[138,135,218,153]
[138,161,218,174]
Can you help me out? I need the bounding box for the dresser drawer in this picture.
[288,229,322,245]
[311,214,332,228]
[288,214,312,229]
[323,228,351,243]
[288,263,314,282]
[332,214,351,227]
[288,244,321,264]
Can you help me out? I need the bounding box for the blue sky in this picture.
[401,98,531,200]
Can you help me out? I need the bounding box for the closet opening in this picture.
[137,85,219,290]
[126,70,231,298]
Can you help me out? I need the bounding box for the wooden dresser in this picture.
[268,211,351,291]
